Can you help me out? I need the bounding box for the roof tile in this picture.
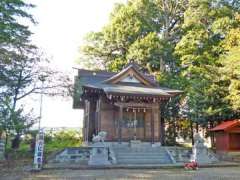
[210,120,240,131]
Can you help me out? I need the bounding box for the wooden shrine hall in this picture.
[210,120,240,152]
[73,63,182,144]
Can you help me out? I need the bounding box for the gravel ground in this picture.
[1,166,240,180]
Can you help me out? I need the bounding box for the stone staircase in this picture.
[113,146,174,164]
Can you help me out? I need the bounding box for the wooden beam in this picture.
[114,102,158,108]
[110,95,170,102]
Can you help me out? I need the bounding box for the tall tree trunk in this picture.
[196,122,199,133]
[190,121,194,146]
[160,57,165,72]
[5,132,8,151]
[209,121,214,148]
[12,70,23,110]
[11,133,21,149]
[173,117,177,145]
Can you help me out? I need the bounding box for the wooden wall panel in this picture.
[215,132,229,152]
[153,105,160,141]
[95,98,162,142]
[145,110,151,140]
[100,101,115,140]
[229,133,240,150]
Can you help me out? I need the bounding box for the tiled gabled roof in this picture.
[210,120,240,131]
[73,63,183,108]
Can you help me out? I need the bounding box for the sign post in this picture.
[33,129,44,170]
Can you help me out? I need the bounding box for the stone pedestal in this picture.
[151,142,161,147]
[88,143,111,166]
[129,140,141,148]
[191,133,218,164]
[0,140,5,160]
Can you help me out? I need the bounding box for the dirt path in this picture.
[1,166,240,180]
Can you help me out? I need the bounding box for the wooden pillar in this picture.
[133,109,137,140]
[89,99,97,137]
[160,102,166,146]
[95,100,99,135]
[95,102,98,134]
[151,106,154,144]
[118,105,123,144]
[83,102,87,142]
[85,100,90,142]
[160,116,165,146]
[97,97,102,132]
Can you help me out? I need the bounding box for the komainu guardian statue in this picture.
[92,131,107,144]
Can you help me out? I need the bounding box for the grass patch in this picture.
[4,129,83,160]
[44,129,83,155]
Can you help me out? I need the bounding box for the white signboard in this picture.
[33,129,44,170]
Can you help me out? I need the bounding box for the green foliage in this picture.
[0,0,72,151]
[5,130,83,159]
[165,120,177,146]
[218,13,240,112]
[0,96,37,150]
[79,0,240,138]
[127,32,164,72]
[0,0,37,146]
[5,141,32,159]
[175,0,240,123]
[44,130,82,154]
[0,0,36,65]
[80,0,186,72]
[178,119,192,140]
[220,46,240,111]
[165,119,192,146]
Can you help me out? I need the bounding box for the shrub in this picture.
[44,129,83,154]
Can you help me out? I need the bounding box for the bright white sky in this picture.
[27,0,126,128]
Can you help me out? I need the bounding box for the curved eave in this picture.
[167,91,184,97]
[82,84,183,100]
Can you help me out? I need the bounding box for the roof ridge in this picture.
[102,63,157,87]
[210,119,240,131]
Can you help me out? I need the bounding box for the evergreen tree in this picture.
[80,0,187,73]
[220,13,240,112]
[175,0,240,124]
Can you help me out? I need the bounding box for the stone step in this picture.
[116,152,167,155]
[116,152,166,155]
[116,151,167,154]
[117,155,167,158]
[113,146,174,164]
[117,158,171,164]
[115,149,167,153]
[114,147,165,151]
[116,155,168,159]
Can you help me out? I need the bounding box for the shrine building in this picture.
[210,120,240,152]
[73,63,182,144]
